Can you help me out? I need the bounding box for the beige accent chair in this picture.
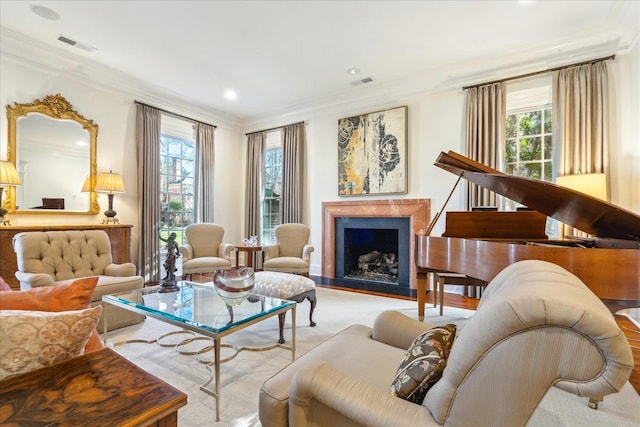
[178,223,234,280]
[12,230,144,333]
[259,260,633,426]
[262,223,314,275]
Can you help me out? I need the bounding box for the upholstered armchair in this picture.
[262,223,314,276]
[178,223,235,280]
[12,230,144,333]
[259,260,633,426]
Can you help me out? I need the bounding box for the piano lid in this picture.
[435,151,640,242]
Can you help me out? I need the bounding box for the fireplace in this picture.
[336,217,410,286]
[322,199,430,296]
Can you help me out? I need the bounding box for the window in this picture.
[505,77,557,236]
[505,107,552,181]
[262,131,282,244]
[159,114,195,246]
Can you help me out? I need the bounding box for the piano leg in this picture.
[416,269,429,321]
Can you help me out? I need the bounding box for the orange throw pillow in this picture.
[0,277,104,352]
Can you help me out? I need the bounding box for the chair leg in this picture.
[438,276,445,316]
[588,396,602,409]
[277,312,286,344]
[307,295,317,327]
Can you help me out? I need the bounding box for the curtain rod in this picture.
[245,121,305,136]
[134,100,217,128]
[462,54,615,90]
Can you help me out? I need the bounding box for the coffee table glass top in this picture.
[103,281,294,334]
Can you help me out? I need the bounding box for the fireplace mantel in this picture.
[322,199,430,289]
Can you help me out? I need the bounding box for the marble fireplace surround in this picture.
[322,199,431,290]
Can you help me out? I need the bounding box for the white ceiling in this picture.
[1,1,638,127]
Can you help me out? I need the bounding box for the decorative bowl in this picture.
[213,267,255,306]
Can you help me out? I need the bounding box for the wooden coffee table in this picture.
[0,348,187,426]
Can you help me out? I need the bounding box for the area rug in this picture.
[106,286,640,426]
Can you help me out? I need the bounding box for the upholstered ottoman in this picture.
[253,271,317,343]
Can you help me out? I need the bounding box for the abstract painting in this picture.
[337,106,407,196]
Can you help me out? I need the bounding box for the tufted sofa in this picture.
[259,260,634,426]
[12,230,144,332]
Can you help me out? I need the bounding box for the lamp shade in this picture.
[0,160,21,186]
[557,173,608,201]
[95,170,125,193]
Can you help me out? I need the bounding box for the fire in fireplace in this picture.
[335,217,410,288]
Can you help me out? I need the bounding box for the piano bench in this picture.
[434,272,487,316]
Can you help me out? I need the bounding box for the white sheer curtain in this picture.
[136,104,161,283]
[194,123,216,222]
[464,82,506,209]
[281,123,304,223]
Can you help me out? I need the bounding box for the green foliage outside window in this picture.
[505,107,552,182]
[159,130,195,245]
[263,148,282,244]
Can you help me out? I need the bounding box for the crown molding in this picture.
[2,22,634,132]
[0,27,243,131]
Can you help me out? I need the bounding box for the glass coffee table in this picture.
[102,281,296,421]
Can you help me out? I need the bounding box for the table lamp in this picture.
[556,172,608,201]
[0,160,21,226]
[95,170,125,224]
[556,172,608,238]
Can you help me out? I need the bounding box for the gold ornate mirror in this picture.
[5,94,99,215]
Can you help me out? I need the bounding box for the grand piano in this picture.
[416,151,640,317]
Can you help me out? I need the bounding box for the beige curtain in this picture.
[136,104,161,283]
[195,123,215,222]
[553,61,609,177]
[464,82,506,209]
[245,132,265,245]
[281,123,304,223]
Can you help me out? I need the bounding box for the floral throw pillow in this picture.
[390,324,457,404]
[0,306,102,380]
[0,277,103,353]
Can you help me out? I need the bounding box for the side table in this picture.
[0,348,187,426]
[235,244,262,270]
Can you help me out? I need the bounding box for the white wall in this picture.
[245,46,640,276]
[0,58,244,263]
[3,43,638,277]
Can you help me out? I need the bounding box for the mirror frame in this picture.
[5,93,99,215]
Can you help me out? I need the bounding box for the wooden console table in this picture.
[0,224,133,290]
[0,348,187,426]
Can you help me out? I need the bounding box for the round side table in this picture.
[235,244,262,269]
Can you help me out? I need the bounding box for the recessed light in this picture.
[31,5,60,21]
[346,67,360,75]
[224,90,237,100]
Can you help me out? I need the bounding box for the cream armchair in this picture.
[259,260,633,426]
[12,230,144,333]
[178,223,234,280]
[262,223,314,276]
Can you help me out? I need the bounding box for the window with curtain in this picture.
[506,77,558,236]
[262,130,282,244]
[506,76,554,180]
[159,114,195,245]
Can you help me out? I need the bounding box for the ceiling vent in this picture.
[57,35,97,53]
[351,77,374,87]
